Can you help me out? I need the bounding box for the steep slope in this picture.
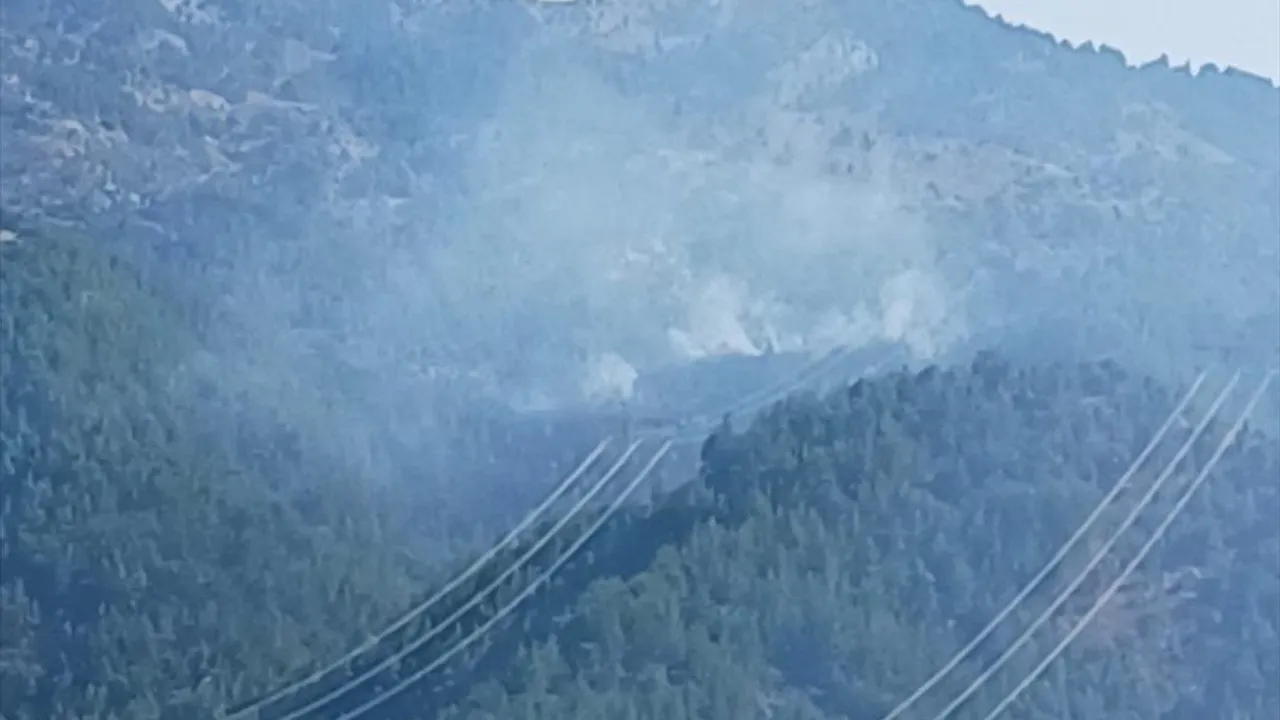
[0,224,716,719]
[2,0,1275,405]
[347,359,1276,720]
[2,1,1278,719]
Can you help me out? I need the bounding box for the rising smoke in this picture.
[418,36,970,405]
[172,4,974,450]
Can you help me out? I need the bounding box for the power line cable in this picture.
[275,439,651,720]
[219,343,889,718]
[217,438,613,720]
[330,440,674,720]
[925,370,1241,720]
[875,370,1209,720]
[980,370,1274,720]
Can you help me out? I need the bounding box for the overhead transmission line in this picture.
[925,369,1247,720]
[215,343,889,719]
[272,438,650,720]
[216,438,614,720]
[260,359,1263,720]
[321,365,1264,720]
[280,347,885,719]
[319,439,674,720]
[874,368,1210,720]
[978,369,1274,720]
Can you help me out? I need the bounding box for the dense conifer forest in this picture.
[1,232,437,718]
[2,230,1277,719]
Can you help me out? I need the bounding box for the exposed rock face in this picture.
[2,0,1277,400]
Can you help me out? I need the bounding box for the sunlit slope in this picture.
[2,0,1274,405]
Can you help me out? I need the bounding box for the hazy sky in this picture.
[971,0,1280,83]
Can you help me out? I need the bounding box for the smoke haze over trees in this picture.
[1,0,1277,718]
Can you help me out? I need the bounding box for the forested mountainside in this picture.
[0,231,445,718]
[3,0,1280,719]
[422,362,1279,720]
[3,231,1278,719]
[296,361,1278,720]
